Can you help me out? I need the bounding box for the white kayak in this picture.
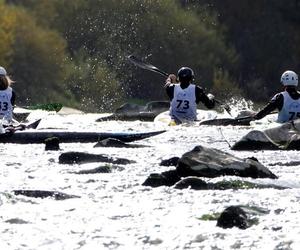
[154,109,218,126]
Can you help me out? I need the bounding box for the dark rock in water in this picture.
[232,120,300,150]
[217,206,249,229]
[174,177,208,190]
[142,170,181,187]
[45,137,60,151]
[212,179,286,190]
[59,152,135,165]
[269,160,300,166]
[174,177,286,190]
[13,190,80,200]
[176,145,277,179]
[160,157,180,166]
[74,165,112,174]
[94,138,145,148]
[96,101,170,122]
[5,218,30,224]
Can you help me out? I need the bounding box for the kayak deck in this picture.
[0,130,166,144]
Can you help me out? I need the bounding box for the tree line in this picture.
[2,0,300,111]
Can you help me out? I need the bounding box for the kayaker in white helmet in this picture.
[253,70,300,123]
[164,67,215,124]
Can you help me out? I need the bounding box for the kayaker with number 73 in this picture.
[253,70,300,123]
[164,67,215,124]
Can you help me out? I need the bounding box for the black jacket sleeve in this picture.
[254,93,283,120]
[195,86,215,109]
[165,84,175,100]
[11,90,16,106]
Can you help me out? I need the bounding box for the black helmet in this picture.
[177,67,194,82]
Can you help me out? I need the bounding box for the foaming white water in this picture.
[1,110,300,249]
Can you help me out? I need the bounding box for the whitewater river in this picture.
[1,109,300,250]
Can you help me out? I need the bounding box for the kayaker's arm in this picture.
[196,86,215,109]
[164,74,177,100]
[254,93,283,120]
[11,90,16,107]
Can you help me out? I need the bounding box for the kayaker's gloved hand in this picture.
[164,74,177,87]
[207,93,215,101]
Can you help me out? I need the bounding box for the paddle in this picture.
[127,55,232,116]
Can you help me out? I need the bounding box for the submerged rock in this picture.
[174,177,208,190]
[94,138,146,148]
[217,206,250,229]
[174,177,286,190]
[13,190,80,200]
[216,205,269,229]
[5,218,30,224]
[45,137,60,151]
[59,152,135,165]
[142,170,181,187]
[74,165,112,174]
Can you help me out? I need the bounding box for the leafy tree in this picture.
[10,8,74,105]
[45,0,238,100]
[0,1,17,67]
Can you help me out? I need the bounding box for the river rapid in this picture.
[1,109,300,250]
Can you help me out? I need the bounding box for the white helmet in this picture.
[281,70,298,86]
[0,66,7,76]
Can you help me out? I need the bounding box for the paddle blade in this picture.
[127,55,168,77]
[25,119,42,129]
[214,99,232,116]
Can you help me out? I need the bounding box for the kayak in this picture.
[0,129,166,144]
[154,109,218,126]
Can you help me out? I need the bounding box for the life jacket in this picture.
[277,91,300,123]
[170,84,197,122]
[0,87,13,122]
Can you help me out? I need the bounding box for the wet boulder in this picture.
[216,205,269,229]
[216,206,250,229]
[142,170,181,187]
[232,120,300,150]
[176,145,277,179]
[59,152,135,165]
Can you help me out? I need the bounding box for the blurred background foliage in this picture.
[2,0,300,111]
